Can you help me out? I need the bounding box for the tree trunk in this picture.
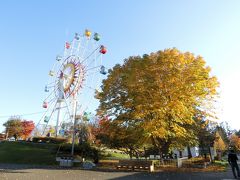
[5,129,8,140]
[156,137,171,165]
[208,147,213,162]
[159,149,164,165]
[187,146,192,159]
[217,151,222,160]
[129,149,133,159]
[144,147,147,160]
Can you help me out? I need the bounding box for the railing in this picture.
[177,157,188,167]
[159,159,178,167]
[150,157,189,168]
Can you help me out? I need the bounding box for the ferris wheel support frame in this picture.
[55,99,64,137]
[71,99,78,156]
[55,84,76,137]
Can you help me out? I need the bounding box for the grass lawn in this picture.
[101,151,129,160]
[0,141,59,165]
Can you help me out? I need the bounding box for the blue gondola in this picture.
[75,33,80,40]
[94,33,100,41]
[100,65,107,75]
[44,86,49,92]
[44,116,50,123]
[83,112,92,121]
[59,129,65,136]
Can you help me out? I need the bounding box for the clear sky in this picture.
[0,0,239,132]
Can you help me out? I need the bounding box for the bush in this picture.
[32,137,68,144]
[214,160,228,167]
[56,142,100,163]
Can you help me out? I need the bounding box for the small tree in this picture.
[214,131,227,160]
[3,116,23,140]
[21,120,35,140]
[3,117,35,140]
[197,120,216,161]
[230,134,240,152]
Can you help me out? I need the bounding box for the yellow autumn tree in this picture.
[214,131,227,160]
[230,134,240,152]
[97,48,219,156]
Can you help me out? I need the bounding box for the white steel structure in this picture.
[37,30,107,138]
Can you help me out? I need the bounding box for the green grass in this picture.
[0,141,59,165]
[101,151,129,160]
[214,160,228,166]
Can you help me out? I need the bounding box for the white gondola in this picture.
[56,55,62,61]
[49,70,54,76]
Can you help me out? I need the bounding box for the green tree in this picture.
[96,117,146,159]
[217,122,231,143]
[192,108,216,161]
[97,48,219,157]
[4,116,23,140]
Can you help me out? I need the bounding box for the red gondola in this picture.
[100,45,107,54]
[42,101,48,108]
[65,42,70,49]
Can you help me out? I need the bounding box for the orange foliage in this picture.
[21,120,35,140]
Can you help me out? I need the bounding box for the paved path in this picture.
[0,164,237,180]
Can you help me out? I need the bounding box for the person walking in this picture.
[228,149,240,179]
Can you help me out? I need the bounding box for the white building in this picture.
[173,147,199,158]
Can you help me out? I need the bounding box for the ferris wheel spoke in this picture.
[42,101,58,136]
[46,81,57,86]
[84,54,101,68]
[34,108,53,134]
[48,97,58,105]
[38,99,59,135]
[80,39,90,59]
[85,64,105,75]
[43,90,56,102]
[84,70,102,80]
[82,84,97,91]
[81,46,100,64]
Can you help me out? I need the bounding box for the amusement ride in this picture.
[36,29,107,143]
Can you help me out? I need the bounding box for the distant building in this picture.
[173,147,199,158]
[173,146,216,159]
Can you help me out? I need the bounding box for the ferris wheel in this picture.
[37,29,107,137]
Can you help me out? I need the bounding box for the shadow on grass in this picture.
[0,169,29,174]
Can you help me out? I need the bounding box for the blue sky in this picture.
[0,1,240,132]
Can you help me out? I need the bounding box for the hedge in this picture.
[32,137,68,144]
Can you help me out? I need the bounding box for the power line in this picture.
[0,111,45,119]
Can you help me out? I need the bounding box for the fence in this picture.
[149,157,189,168]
